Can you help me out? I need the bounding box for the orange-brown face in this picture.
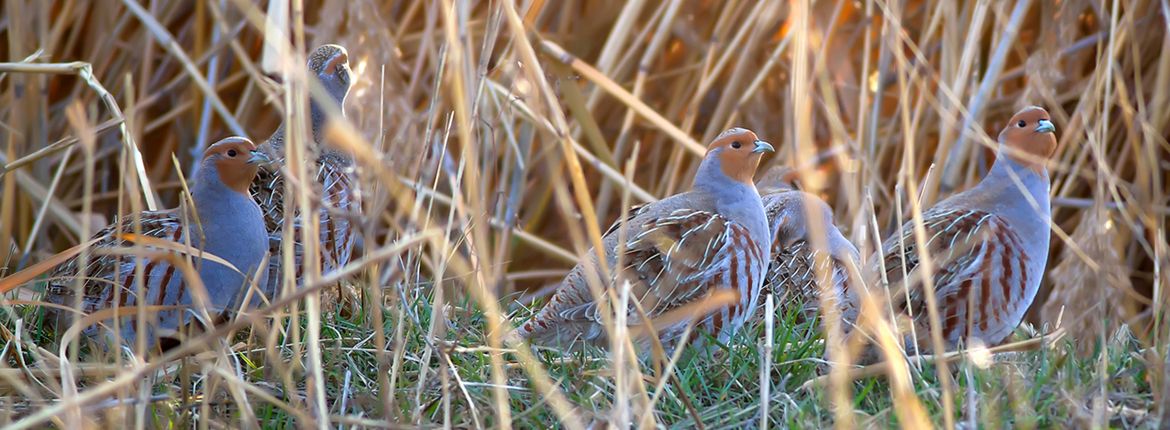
[708,127,775,184]
[202,137,268,194]
[999,106,1058,171]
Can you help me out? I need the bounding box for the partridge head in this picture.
[756,165,797,194]
[307,44,352,110]
[197,136,270,195]
[262,44,354,151]
[697,127,775,187]
[998,106,1057,172]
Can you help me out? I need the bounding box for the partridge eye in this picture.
[731,141,742,149]
[1017,120,1027,127]
[227,149,238,157]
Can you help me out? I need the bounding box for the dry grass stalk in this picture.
[1042,208,1138,354]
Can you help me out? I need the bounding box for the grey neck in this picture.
[692,160,770,248]
[267,96,351,164]
[189,169,255,237]
[973,149,1049,208]
[963,147,1051,245]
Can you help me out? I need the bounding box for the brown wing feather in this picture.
[619,209,734,317]
[521,208,750,345]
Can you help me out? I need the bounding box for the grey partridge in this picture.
[43,137,270,349]
[757,166,860,323]
[250,44,357,297]
[870,106,1057,353]
[514,128,775,350]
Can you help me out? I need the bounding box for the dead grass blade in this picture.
[0,237,101,295]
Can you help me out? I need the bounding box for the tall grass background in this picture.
[0,0,1167,428]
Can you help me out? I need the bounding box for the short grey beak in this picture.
[752,140,775,154]
[1035,119,1055,134]
[247,150,270,165]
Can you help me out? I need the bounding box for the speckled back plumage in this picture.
[765,241,853,317]
[250,44,357,297]
[757,178,859,323]
[514,128,774,351]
